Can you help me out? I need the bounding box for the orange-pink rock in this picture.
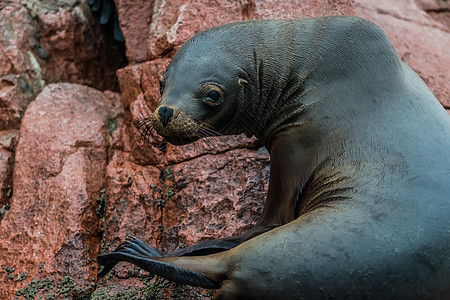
[0,3,44,131]
[0,83,123,299]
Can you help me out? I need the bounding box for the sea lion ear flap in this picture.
[238,78,249,87]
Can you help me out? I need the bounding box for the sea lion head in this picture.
[150,29,251,145]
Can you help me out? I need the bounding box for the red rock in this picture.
[0,83,123,300]
[164,135,263,164]
[37,2,127,91]
[355,0,450,107]
[0,1,126,94]
[117,59,170,111]
[252,0,356,18]
[0,129,18,151]
[0,3,45,130]
[103,150,162,250]
[162,149,269,251]
[114,0,154,63]
[117,60,170,167]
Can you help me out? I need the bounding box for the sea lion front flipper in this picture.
[97,237,220,289]
[97,236,163,277]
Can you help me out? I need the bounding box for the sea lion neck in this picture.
[233,17,402,149]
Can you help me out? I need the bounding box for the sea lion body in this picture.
[98,17,450,299]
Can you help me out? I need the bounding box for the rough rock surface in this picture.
[356,0,450,107]
[1,0,448,299]
[1,0,126,94]
[0,2,44,131]
[114,0,155,63]
[0,83,123,299]
[0,0,127,231]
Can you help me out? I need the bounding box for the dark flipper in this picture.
[97,226,274,281]
[97,235,163,277]
[97,236,219,289]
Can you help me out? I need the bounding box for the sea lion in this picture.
[97,16,450,299]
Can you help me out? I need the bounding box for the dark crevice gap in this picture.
[89,0,128,92]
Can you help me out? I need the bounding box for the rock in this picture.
[114,0,154,63]
[0,83,123,300]
[355,0,450,107]
[163,149,270,252]
[1,0,126,95]
[0,3,45,130]
[416,0,450,28]
[36,1,127,91]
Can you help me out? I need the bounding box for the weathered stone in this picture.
[36,2,127,91]
[102,150,162,255]
[0,129,18,207]
[162,149,270,252]
[164,135,263,164]
[0,83,123,300]
[412,0,450,29]
[114,0,154,63]
[0,129,19,151]
[117,59,170,111]
[251,0,356,18]
[1,0,126,95]
[0,3,45,130]
[0,129,18,219]
[355,0,450,107]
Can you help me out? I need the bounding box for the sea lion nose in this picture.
[158,106,174,127]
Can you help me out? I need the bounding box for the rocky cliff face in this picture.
[0,0,448,299]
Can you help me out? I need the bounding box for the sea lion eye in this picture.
[203,86,223,106]
[206,91,221,102]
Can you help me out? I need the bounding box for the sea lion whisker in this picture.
[199,122,223,134]
[134,117,156,142]
[195,127,228,150]
[197,125,223,138]
[194,130,219,150]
